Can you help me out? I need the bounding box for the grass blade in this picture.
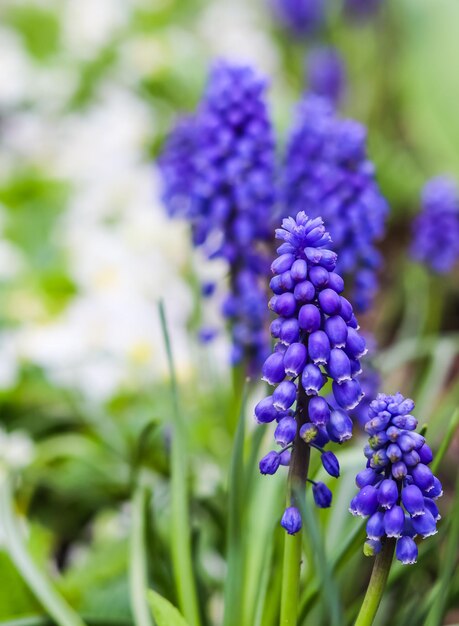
[158,302,201,626]
[222,378,248,626]
[129,474,154,626]
[297,490,343,626]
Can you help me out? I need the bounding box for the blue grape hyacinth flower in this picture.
[411,176,459,273]
[350,393,442,565]
[159,61,277,372]
[282,95,389,312]
[255,211,366,533]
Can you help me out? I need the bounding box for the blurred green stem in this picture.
[159,302,201,626]
[0,472,87,626]
[280,390,310,626]
[129,475,154,626]
[354,539,395,626]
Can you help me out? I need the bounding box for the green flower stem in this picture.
[354,539,396,626]
[0,472,87,626]
[159,302,201,626]
[280,388,310,626]
[129,475,154,626]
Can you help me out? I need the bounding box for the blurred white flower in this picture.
[0,428,34,470]
[0,29,32,107]
[62,0,128,60]
[0,333,20,390]
[198,0,280,76]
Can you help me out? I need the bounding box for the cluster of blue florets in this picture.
[255,212,367,534]
[350,393,442,565]
[411,176,459,273]
[281,95,389,311]
[159,61,276,371]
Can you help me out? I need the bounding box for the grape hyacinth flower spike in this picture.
[255,211,366,534]
[350,393,442,565]
[159,61,277,373]
[282,95,389,312]
[410,176,459,273]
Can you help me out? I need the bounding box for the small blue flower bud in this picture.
[293,280,315,302]
[314,426,330,447]
[356,468,378,488]
[273,380,297,410]
[290,259,308,281]
[298,304,321,332]
[366,511,385,539]
[308,265,329,288]
[398,433,415,453]
[308,396,331,426]
[339,296,353,322]
[411,463,434,492]
[328,348,352,382]
[279,449,291,466]
[327,272,344,293]
[280,318,300,345]
[364,412,391,434]
[271,253,295,275]
[274,417,297,446]
[418,444,433,465]
[299,422,318,443]
[396,536,418,565]
[280,271,294,291]
[332,378,363,410]
[344,327,367,359]
[369,431,389,449]
[281,506,302,534]
[429,477,443,499]
[301,363,325,395]
[391,461,407,480]
[378,479,399,509]
[284,342,308,376]
[321,451,340,477]
[355,485,379,517]
[260,451,281,475]
[386,426,401,441]
[327,409,353,442]
[402,485,425,517]
[350,358,362,376]
[384,505,405,538]
[363,539,382,557]
[324,315,348,348]
[313,482,333,508]
[370,449,389,469]
[423,497,440,521]
[403,514,416,538]
[262,352,285,385]
[273,293,297,317]
[403,450,420,467]
[269,275,285,295]
[386,443,402,462]
[318,288,341,315]
[270,318,283,338]
[255,396,278,423]
[411,509,437,538]
[409,432,425,450]
[392,414,418,430]
[308,330,331,364]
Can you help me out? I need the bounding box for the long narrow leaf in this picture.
[158,302,201,626]
[129,475,154,626]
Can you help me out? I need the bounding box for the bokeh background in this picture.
[2,0,459,623]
